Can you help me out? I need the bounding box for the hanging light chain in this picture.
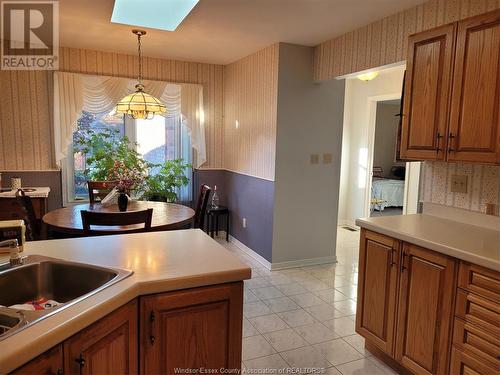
[137,31,142,84]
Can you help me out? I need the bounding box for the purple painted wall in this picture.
[194,169,274,262]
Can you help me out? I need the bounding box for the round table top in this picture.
[42,201,195,234]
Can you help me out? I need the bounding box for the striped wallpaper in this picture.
[420,162,500,215]
[0,47,224,170]
[223,44,280,181]
[313,0,500,81]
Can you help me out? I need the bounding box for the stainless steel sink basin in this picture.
[0,255,132,341]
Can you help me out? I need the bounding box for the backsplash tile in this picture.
[420,162,500,216]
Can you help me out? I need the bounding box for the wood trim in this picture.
[12,344,63,375]
[455,289,500,334]
[450,346,499,374]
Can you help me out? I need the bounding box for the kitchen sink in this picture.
[0,255,132,340]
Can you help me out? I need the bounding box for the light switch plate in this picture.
[310,154,319,164]
[451,175,468,194]
[323,153,333,164]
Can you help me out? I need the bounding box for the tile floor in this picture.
[216,227,397,375]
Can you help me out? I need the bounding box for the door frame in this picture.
[364,94,420,217]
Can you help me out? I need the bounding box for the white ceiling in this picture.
[59,0,427,65]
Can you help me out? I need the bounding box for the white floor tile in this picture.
[343,333,370,356]
[305,303,346,321]
[242,335,276,361]
[249,314,289,333]
[275,282,309,296]
[313,339,364,366]
[289,292,324,308]
[264,328,308,352]
[336,358,388,374]
[244,354,289,372]
[263,296,300,313]
[252,286,285,300]
[280,346,332,369]
[293,322,339,344]
[243,318,259,338]
[277,309,317,327]
[244,301,272,318]
[323,316,356,337]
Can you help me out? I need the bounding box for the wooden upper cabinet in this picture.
[140,282,243,375]
[401,23,456,161]
[448,10,500,164]
[356,230,400,357]
[63,299,138,375]
[395,243,457,375]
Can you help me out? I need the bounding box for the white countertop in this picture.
[356,214,500,271]
[0,187,50,198]
[0,229,251,373]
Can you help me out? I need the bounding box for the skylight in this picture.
[111,0,199,32]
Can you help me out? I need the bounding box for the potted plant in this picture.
[142,159,191,202]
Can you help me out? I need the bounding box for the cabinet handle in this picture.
[56,369,63,375]
[436,132,443,153]
[447,133,456,153]
[390,248,396,267]
[75,353,85,367]
[150,311,156,345]
[401,252,407,272]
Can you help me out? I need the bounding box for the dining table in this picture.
[42,201,195,234]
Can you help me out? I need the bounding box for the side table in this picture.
[206,205,229,241]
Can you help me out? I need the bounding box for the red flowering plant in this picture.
[108,161,147,195]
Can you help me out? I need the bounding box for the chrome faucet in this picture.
[0,239,24,266]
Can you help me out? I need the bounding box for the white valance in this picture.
[53,72,206,168]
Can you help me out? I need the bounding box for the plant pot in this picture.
[118,192,128,212]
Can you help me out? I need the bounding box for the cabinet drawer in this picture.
[455,289,500,334]
[458,262,500,303]
[453,318,500,367]
[450,347,499,375]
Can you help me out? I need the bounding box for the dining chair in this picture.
[81,208,153,236]
[193,185,211,229]
[15,189,42,240]
[87,181,117,204]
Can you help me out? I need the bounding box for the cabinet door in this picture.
[356,230,400,356]
[12,345,63,375]
[395,243,456,375]
[140,282,243,375]
[400,23,456,161]
[448,10,500,164]
[64,299,138,375]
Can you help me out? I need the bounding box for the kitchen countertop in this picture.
[0,187,50,198]
[356,214,500,271]
[0,229,251,373]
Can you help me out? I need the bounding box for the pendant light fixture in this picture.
[115,30,166,119]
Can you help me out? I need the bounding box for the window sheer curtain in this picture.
[53,72,206,168]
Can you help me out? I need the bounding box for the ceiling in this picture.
[59,0,427,65]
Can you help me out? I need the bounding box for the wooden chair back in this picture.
[193,185,211,229]
[15,189,41,240]
[81,208,153,235]
[87,181,117,204]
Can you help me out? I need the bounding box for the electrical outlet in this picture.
[450,175,468,194]
[323,153,332,164]
[310,154,319,164]
[242,218,247,228]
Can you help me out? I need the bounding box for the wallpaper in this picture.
[0,46,224,170]
[223,44,280,181]
[313,0,500,81]
[420,161,500,215]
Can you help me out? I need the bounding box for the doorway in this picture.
[366,97,421,218]
[337,64,420,227]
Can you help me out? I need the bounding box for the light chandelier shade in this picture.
[115,30,166,119]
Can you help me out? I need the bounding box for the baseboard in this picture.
[338,219,357,228]
[225,233,272,270]
[270,256,338,271]
[220,231,337,271]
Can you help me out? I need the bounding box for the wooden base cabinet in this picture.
[140,283,243,375]
[12,282,245,375]
[395,244,456,375]
[356,230,458,375]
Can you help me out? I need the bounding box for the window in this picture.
[65,111,192,204]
